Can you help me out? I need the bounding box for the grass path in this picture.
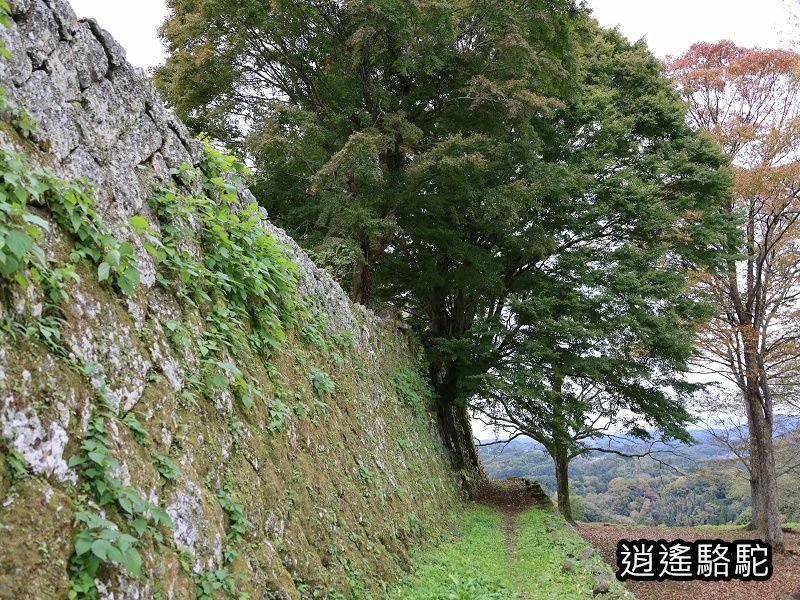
[388,480,631,599]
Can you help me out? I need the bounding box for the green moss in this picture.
[0,113,463,598]
[0,478,75,598]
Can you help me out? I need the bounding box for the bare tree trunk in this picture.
[350,256,371,305]
[554,448,574,524]
[749,457,763,531]
[742,343,784,549]
[750,405,784,550]
[745,402,764,530]
[431,360,484,493]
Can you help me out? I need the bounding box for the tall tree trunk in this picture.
[553,448,573,523]
[742,342,784,550]
[431,359,484,492]
[350,229,395,305]
[350,237,374,305]
[749,461,763,531]
[743,394,764,530]
[350,255,371,305]
[750,404,784,550]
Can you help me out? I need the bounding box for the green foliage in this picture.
[44,176,140,296]
[471,21,737,519]
[267,397,291,433]
[393,368,431,411]
[478,441,755,527]
[152,451,180,483]
[68,511,143,599]
[357,460,373,486]
[161,318,191,349]
[5,448,29,482]
[308,367,335,398]
[0,154,48,281]
[157,0,736,478]
[143,142,300,413]
[122,412,151,447]
[0,145,141,358]
[194,568,238,600]
[147,143,297,344]
[190,483,253,600]
[217,485,253,545]
[67,369,173,598]
[156,1,576,309]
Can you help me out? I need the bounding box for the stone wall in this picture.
[0,1,464,597]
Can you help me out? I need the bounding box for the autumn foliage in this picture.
[666,41,800,551]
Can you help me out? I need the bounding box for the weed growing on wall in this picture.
[0,146,142,351]
[139,142,299,413]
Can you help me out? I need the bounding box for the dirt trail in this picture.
[578,522,800,600]
[474,479,554,552]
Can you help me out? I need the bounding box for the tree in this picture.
[157,4,733,488]
[157,0,582,479]
[468,26,734,522]
[700,389,800,524]
[373,20,733,485]
[665,41,800,550]
[156,0,575,305]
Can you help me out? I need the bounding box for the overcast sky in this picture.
[68,0,798,71]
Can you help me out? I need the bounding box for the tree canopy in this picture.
[157,1,735,487]
[470,25,735,521]
[665,40,800,551]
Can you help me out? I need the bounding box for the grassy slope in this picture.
[389,503,631,599]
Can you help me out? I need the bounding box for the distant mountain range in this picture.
[477,414,800,457]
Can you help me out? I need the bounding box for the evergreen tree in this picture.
[470,25,737,521]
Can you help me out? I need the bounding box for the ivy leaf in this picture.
[117,272,137,295]
[205,374,229,389]
[128,215,149,233]
[67,454,85,467]
[75,534,93,557]
[122,548,142,575]
[69,210,82,233]
[130,518,147,536]
[104,248,121,266]
[21,213,50,230]
[106,545,124,565]
[87,450,106,465]
[123,266,140,286]
[216,361,243,379]
[0,252,18,276]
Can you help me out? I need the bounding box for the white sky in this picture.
[65,0,796,440]
[589,0,797,58]
[67,0,799,71]
[67,0,168,71]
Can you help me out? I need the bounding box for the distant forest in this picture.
[478,425,800,526]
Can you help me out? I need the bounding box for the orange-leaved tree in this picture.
[666,41,800,551]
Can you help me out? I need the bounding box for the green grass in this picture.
[389,504,631,599]
[785,522,800,532]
